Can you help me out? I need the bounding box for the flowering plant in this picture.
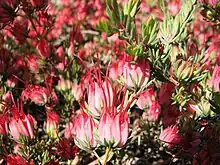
[0,0,220,164]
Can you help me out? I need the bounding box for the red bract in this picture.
[210,65,220,93]
[7,154,34,165]
[122,59,150,89]
[22,85,50,105]
[98,110,129,148]
[0,0,20,24]
[9,109,36,140]
[73,111,96,151]
[37,39,50,58]
[159,125,182,147]
[44,111,60,138]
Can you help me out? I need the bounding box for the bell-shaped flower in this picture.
[98,110,129,148]
[73,111,96,152]
[9,110,37,140]
[122,59,150,89]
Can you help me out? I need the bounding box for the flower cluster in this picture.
[0,0,220,164]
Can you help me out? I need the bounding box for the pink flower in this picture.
[136,87,156,109]
[64,121,74,139]
[210,65,220,93]
[9,110,36,140]
[7,154,34,165]
[73,112,96,151]
[122,59,150,89]
[159,125,182,147]
[21,85,50,105]
[71,83,83,101]
[168,0,181,16]
[44,111,60,138]
[98,110,129,147]
[86,82,104,116]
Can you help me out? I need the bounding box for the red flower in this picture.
[37,39,50,58]
[9,110,36,140]
[7,154,34,165]
[122,59,150,89]
[159,125,182,147]
[210,65,220,93]
[21,85,50,105]
[98,110,129,147]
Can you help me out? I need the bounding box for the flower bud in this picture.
[44,111,60,139]
[159,125,182,147]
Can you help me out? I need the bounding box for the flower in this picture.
[73,111,96,151]
[98,110,129,148]
[122,59,150,89]
[0,113,8,136]
[168,0,181,16]
[85,78,115,117]
[37,39,50,58]
[136,87,156,109]
[9,110,36,140]
[64,121,74,139]
[21,85,50,105]
[7,154,34,165]
[159,125,182,147]
[210,65,220,93]
[143,101,161,121]
[44,111,60,138]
